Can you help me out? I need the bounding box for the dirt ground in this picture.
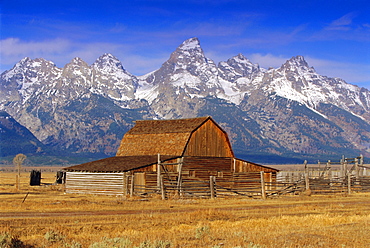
[1,171,370,247]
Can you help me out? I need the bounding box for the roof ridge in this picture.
[134,116,210,123]
[127,116,212,135]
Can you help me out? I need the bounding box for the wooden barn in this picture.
[64,116,278,197]
[115,116,234,157]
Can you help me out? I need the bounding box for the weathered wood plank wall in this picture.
[184,120,233,157]
[65,172,125,195]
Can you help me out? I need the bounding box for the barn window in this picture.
[217,171,223,178]
[189,170,195,177]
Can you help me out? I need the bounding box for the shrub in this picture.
[89,237,131,248]
[135,240,171,248]
[64,240,82,248]
[195,226,210,239]
[246,242,263,248]
[0,233,24,248]
[44,230,64,243]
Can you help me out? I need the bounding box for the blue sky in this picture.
[1,0,370,89]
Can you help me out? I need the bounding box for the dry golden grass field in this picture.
[1,171,370,248]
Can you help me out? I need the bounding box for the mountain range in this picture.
[1,37,369,164]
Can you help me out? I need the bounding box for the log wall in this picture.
[65,172,125,195]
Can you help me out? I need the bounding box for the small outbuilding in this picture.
[64,116,278,196]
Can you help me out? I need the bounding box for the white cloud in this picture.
[120,55,168,76]
[305,56,370,85]
[247,53,289,69]
[1,38,71,57]
[0,37,168,75]
[0,38,129,71]
[0,38,72,71]
[326,13,356,31]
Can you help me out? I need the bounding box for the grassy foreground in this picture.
[1,172,370,248]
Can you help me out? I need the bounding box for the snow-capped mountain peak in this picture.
[167,37,207,65]
[232,53,252,64]
[93,53,126,74]
[178,37,201,51]
[280,55,315,74]
[218,53,263,82]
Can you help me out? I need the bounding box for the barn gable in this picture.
[116,116,234,157]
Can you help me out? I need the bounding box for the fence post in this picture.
[125,175,130,196]
[177,157,183,195]
[360,154,364,176]
[305,170,310,191]
[160,175,166,200]
[130,174,135,197]
[260,171,266,200]
[347,173,351,195]
[123,172,127,196]
[355,157,359,181]
[157,154,161,190]
[210,176,215,199]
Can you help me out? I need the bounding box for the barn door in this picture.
[134,172,146,193]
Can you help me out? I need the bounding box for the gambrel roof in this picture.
[126,116,210,134]
[116,116,234,157]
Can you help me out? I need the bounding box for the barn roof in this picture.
[116,116,226,156]
[127,116,209,134]
[64,155,180,172]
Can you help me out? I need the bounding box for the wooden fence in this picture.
[65,171,370,199]
[106,172,370,199]
[64,155,370,199]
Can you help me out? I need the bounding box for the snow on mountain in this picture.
[1,37,369,160]
[218,53,265,104]
[91,53,138,102]
[262,56,370,121]
[141,38,224,95]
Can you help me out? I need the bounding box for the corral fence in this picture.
[127,172,370,199]
[64,155,370,199]
[124,155,370,199]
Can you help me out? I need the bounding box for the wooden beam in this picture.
[260,171,266,200]
[210,176,215,199]
[157,153,161,190]
[160,175,166,200]
[177,157,184,195]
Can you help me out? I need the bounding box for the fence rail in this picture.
[64,155,369,199]
[65,171,370,199]
[123,173,370,199]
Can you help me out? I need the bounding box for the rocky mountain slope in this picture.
[1,37,369,163]
[0,111,47,156]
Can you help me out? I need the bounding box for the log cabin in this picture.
[64,116,278,196]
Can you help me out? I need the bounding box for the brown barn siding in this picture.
[65,172,125,195]
[182,157,232,171]
[131,157,278,178]
[179,157,232,180]
[233,158,278,173]
[133,164,157,172]
[184,120,234,157]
